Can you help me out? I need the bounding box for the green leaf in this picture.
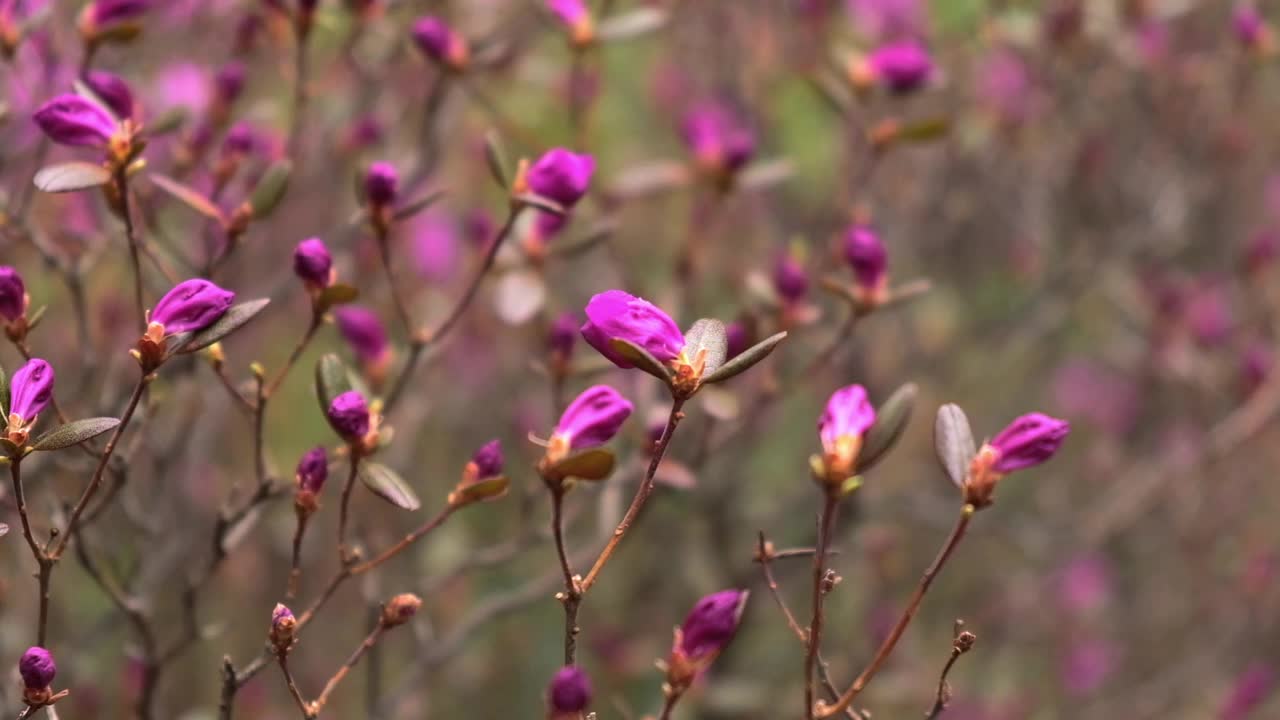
[314,353,355,418]
[597,8,667,41]
[897,118,950,144]
[33,163,112,194]
[25,305,47,331]
[359,462,421,511]
[451,475,510,505]
[683,318,728,377]
[317,283,359,313]
[249,160,292,218]
[0,361,9,417]
[392,189,447,222]
[702,331,787,385]
[31,417,120,452]
[858,383,917,472]
[146,107,187,136]
[178,299,270,354]
[934,403,976,488]
[483,130,510,190]
[149,174,226,223]
[550,448,616,482]
[608,338,671,382]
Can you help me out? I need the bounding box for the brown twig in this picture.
[550,488,580,663]
[336,456,360,564]
[114,170,147,332]
[308,624,387,716]
[805,493,840,719]
[925,621,977,720]
[9,461,53,646]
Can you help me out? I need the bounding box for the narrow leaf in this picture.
[550,448,616,482]
[359,462,421,511]
[149,174,226,223]
[859,383,917,472]
[608,338,672,381]
[314,353,354,417]
[451,475,510,505]
[178,299,270,353]
[31,417,120,451]
[898,118,950,144]
[605,160,691,201]
[484,130,510,189]
[317,283,359,312]
[597,8,667,41]
[935,403,976,488]
[702,331,787,384]
[33,163,112,193]
[392,189,447,221]
[0,362,8,416]
[249,160,292,218]
[683,318,728,377]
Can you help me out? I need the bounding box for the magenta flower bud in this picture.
[848,0,926,43]
[293,238,333,288]
[88,0,148,27]
[843,226,888,289]
[548,312,578,358]
[772,251,809,302]
[547,665,592,714]
[818,384,876,470]
[296,446,327,493]
[19,647,55,690]
[526,148,595,208]
[9,358,54,423]
[553,384,634,452]
[682,103,756,174]
[1233,4,1266,47]
[412,15,467,67]
[869,41,934,93]
[214,62,246,105]
[150,279,235,334]
[470,439,503,479]
[725,321,751,360]
[334,306,389,363]
[272,603,295,628]
[987,412,1070,473]
[1220,664,1273,720]
[364,161,399,208]
[0,266,27,322]
[1242,343,1272,396]
[680,589,749,660]
[531,210,570,247]
[327,390,371,441]
[1244,229,1278,273]
[32,94,118,148]
[547,0,589,26]
[581,290,685,368]
[84,70,135,120]
[221,122,256,155]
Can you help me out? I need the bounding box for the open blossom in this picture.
[151,279,234,335]
[334,306,390,363]
[865,41,933,93]
[327,390,371,441]
[32,94,119,148]
[551,384,633,455]
[295,446,327,493]
[526,148,595,208]
[293,238,333,289]
[364,161,399,208]
[843,225,887,292]
[547,665,592,715]
[682,103,756,175]
[581,290,685,368]
[818,384,877,475]
[19,647,55,690]
[412,15,468,69]
[987,412,1070,473]
[84,70,135,119]
[679,589,749,660]
[0,266,27,321]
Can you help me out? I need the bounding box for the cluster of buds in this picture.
[326,390,383,456]
[546,665,592,718]
[269,604,297,656]
[661,590,749,703]
[516,148,596,259]
[963,413,1070,508]
[4,358,54,448]
[293,446,327,516]
[412,16,469,72]
[380,593,422,628]
[32,93,144,175]
[536,385,633,490]
[812,384,877,490]
[134,279,236,372]
[448,439,510,508]
[547,0,594,48]
[0,266,31,343]
[19,647,66,709]
[334,307,392,389]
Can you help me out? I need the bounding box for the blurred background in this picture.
[2,0,1279,718]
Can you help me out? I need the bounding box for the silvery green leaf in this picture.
[314,353,354,417]
[934,403,976,488]
[702,331,787,385]
[249,160,292,218]
[31,417,120,451]
[359,462,421,511]
[149,174,226,223]
[858,383,916,472]
[597,8,667,41]
[33,163,112,193]
[683,318,728,377]
[513,193,566,216]
[608,338,672,382]
[393,189,447,222]
[484,130,510,190]
[179,299,270,353]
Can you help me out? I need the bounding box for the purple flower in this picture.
[547,0,589,27]
[334,306,389,363]
[725,321,751,360]
[150,63,210,116]
[843,226,887,289]
[0,266,26,322]
[1220,664,1274,720]
[681,103,756,174]
[976,47,1035,126]
[470,439,503,478]
[84,70,135,120]
[19,647,55,690]
[9,358,54,423]
[772,251,809,302]
[1234,4,1267,47]
[680,589,749,660]
[818,384,876,462]
[548,312,578,357]
[553,384,634,452]
[987,412,1070,473]
[150,279,235,334]
[295,446,327,493]
[868,41,933,93]
[412,15,467,67]
[581,290,685,368]
[222,122,256,155]
[214,62,246,105]
[87,0,148,27]
[527,148,595,208]
[364,162,399,207]
[32,94,118,148]
[1057,553,1111,616]
[293,238,333,289]
[1244,229,1278,273]
[410,213,459,283]
[327,390,371,441]
[1050,360,1138,436]
[1061,638,1115,696]
[1186,282,1234,347]
[547,665,592,714]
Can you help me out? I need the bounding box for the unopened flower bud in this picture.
[772,250,809,303]
[214,62,246,106]
[817,384,876,481]
[725,320,754,360]
[679,589,749,661]
[327,391,371,442]
[581,289,685,368]
[8,359,54,433]
[84,70,136,120]
[843,225,888,300]
[32,94,119,148]
[334,305,390,366]
[293,238,333,290]
[150,279,235,335]
[19,647,55,691]
[296,446,328,493]
[381,593,422,627]
[364,161,399,208]
[527,148,595,208]
[79,0,149,40]
[269,603,296,653]
[548,385,633,462]
[412,15,469,70]
[546,0,594,46]
[547,665,592,715]
[867,41,934,94]
[986,412,1070,473]
[469,439,504,479]
[0,266,28,322]
[548,312,578,361]
[682,103,756,177]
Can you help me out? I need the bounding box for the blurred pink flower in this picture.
[976,47,1036,126]
[1220,664,1274,720]
[846,0,926,41]
[1056,553,1111,615]
[1060,638,1116,695]
[151,62,212,116]
[1241,342,1272,397]
[1184,280,1235,347]
[410,212,460,283]
[1050,360,1139,435]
